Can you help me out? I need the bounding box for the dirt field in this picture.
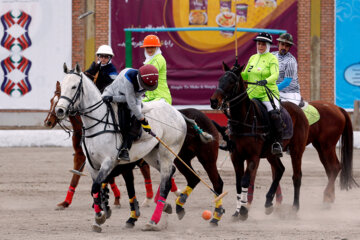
[0,147,359,240]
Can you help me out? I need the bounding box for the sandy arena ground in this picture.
[0,147,359,240]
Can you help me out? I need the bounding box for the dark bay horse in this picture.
[44,81,155,210]
[210,63,309,220]
[247,100,357,206]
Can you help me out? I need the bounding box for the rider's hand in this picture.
[141,118,151,133]
[257,80,267,86]
[102,96,113,103]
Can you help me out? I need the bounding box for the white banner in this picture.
[0,0,72,109]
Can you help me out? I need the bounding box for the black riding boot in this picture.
[117,134,134,161]
[269,109,284,157]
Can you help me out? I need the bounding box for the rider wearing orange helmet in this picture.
[102,65,159,161]
[141,35,172,105]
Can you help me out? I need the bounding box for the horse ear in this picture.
[222,61,230,72]
[75,63,81,73]
[63,63,68,73]
[56,81,60,92]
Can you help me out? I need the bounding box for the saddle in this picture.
[252,99,293,140]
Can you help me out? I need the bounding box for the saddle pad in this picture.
[301,103,320,125]
[280,107,293,140]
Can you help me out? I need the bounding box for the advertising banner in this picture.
[335,0,360,109]
[111,0,297,105]
[0,0,71,109]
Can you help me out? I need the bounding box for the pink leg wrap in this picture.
[145,180,153,199]
[154,186,160,204]
[65,186,75,204]
[151,196,166,224]
[110,182,120,198]
[170,178,178,192]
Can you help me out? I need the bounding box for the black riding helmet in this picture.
[253,32,273,44]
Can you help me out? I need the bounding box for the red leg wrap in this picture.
[151,196,166,224]
[110,182,120,198]
[64,186,75,205]
[170,177,178,192]
[145,179,153,199]
[154,186,160,204]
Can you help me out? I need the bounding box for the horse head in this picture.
[210,62,245,110]
[55,63,83,120]
[44,81,61,128]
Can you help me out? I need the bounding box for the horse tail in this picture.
[339,107,358,190]
[212,120,233,152]
[181,113,214,143]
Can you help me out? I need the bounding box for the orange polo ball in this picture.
[202,210,212,220]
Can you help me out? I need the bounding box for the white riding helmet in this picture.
[96,45,114,57]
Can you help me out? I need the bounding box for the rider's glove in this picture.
[257,80,267,86]
[141,119,151,133]
[102,96,113,103]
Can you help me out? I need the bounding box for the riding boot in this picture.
[117,134,134,161]
[269,109,284,157]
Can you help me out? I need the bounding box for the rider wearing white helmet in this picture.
[84,45,118,93]
[102,64,159,161]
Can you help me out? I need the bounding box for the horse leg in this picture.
[143,162,176,231]
[108,177,121,207]
[265,156,285,215]
[173,151,197,220]
[247,158,260,207]
[313,142,341,205]
[91,158,116,230]
[137,159,154,207]
[56,131,85,210]
[268,163,284,206]
[197,154,225,226]
[122,167,140,228]
[230,153,247,220]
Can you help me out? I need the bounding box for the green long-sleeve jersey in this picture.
[241,52,280,101]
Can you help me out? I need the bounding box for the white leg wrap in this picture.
[241,187,248,206]
[236,194,242,211]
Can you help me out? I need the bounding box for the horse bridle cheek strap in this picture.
[60,73,83,113]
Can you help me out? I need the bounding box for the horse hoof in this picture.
[114,197,121,208]
[105,208,112,219]
[239,206,248,221]
[141,198,152,208]
[95,211,106,225]
[265,205,274,215]
[209,219,219,227]
[163,203,172,214]
[176,207,185,220]
[141,221,160,231]
[231,211,240,221]
[55,205,66,211]
[125,218,137,228]
[92,223,102,233]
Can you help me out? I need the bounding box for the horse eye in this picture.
[71,86,76,89]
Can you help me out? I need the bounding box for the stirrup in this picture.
[271,142,283,157]
[117,148,130,161]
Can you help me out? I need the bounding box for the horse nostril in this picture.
[56,108,65,118]
[46,121,52,127]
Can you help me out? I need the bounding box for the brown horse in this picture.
[246,100,357,206]
[210,63,309,220]
[44,81,155,210]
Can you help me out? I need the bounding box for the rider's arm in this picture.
[124,80,144,120]
[265,56,279,84]
[277,77,292,90]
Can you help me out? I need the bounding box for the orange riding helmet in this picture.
[140,35,161,48]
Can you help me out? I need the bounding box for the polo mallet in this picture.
[148,131,228,203]
[69,161,87,176]
[233,0,239,67]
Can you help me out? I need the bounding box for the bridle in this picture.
[59,71,84,115]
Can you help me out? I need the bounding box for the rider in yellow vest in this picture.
[141,35,172,105]
[241,32,283,157]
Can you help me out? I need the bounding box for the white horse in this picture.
[55,64,187,232]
